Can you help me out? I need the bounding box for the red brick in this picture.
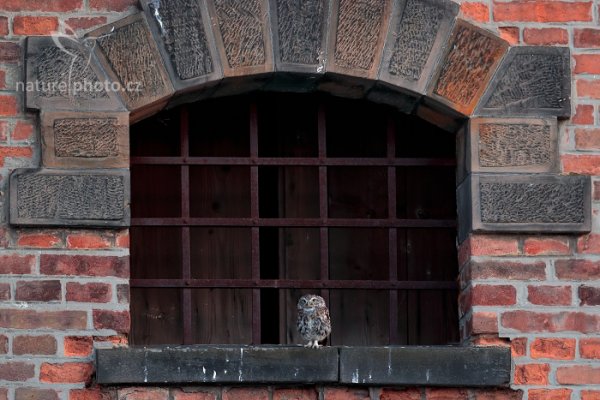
[530,338,575,360]
[17,232,62,248]
[16,388,59,400]
[93,335,127,346]
[582,391,600,400]
[524,237,570,256]
[577,234,600,254]
[0,335,7,354]
[493,1,592,22]
[40,362,93,384]
[15,280,61,301]
[527,285,571,306]
[580,338,600,359]
[577,79,600,98]
[498,27,519,45]
[0,283,9,300]
[69,388,117,400]
[523,28,568,45]
[460,2,489,22]
[469,260,546,280]
[473,390,522,400]
[556,259,600,280]
[595,181,600,201]
[223,388,270,400]
[557,365,600,384]
[501,311,600,333]
[13,335,57,355]
[89,0,138,11]
[273,388,318,400]
[171,389,217,400]
[575,128,600,150]
[12,120,34,141]
[67,282,111,303]
[380,388,421,400]
[64,336,93,357]
[117,284,129,304]
[0,95,17,116]
[0,388,5,400]
[1,0,82,11]
[0,361,35,381]
[573,104,595,125]
[0,309,87,329]
[65,16,108,32]
[470,311,498,334]
[0,146,33,166]
[67,233,111,249]
[511,337,527,358]
[0,42,20,63]
[41,254,129,278]
[116,231,129,248]
[93,310,130,333]
[425,388,469,400]
[118,389,168,400]
[575,29,600,48]
[513,363,550,385]
[470,235,519,256]
[472,285,516,306]
[579,285,600,305]
[0,17,8,36]
[528,389,572,400]
[576,54,600,75]
[13,16,58,35]
[0,121,8,141]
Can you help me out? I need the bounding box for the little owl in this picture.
[296,294,331,348]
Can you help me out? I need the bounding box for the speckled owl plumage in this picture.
[296,294,331,348]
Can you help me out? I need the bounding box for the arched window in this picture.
[129,93,459,346]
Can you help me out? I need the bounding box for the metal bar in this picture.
[180,105,192,344]
[130,279,459,290]
[250,101,261,344]
[131,156,456,167]
[317,103,330,309]
[131,217,457,228]
[387,115,399,345]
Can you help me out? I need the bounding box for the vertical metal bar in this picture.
[317,103,330,321]
[250,102,261,344]
[387,115,399,344]
[180,106,192,344]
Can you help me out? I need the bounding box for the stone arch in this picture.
[11,0,591,238]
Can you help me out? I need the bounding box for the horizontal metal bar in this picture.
[131,156,456,167]
[130,217,457,228]
[130,279,459,290]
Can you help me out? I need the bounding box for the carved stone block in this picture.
[327,0,392,79]
[87,13,174,113]
[206,0,274,77]
[366,82,421,114]
[25,36,124,111]
[10,169,130,227]
[380,0,458,94]
[430,20,508,116]
[476,46,571,118]
[467,118,558,173]
[41,112,129,168]
[458,174,591,239]
[140,0,223,94]
[270,0,328,74]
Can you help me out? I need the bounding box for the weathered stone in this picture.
[41,112,129,168]
[430,20,508,115]
[97,346,338,384]
[366,82,421,114]
[25,36,124,111]
[10,169,129,227]
[458,174,591,239]
[477,46,570,118]
[339,346,510,387]
[207,0,273,76]
[141,0,222,93]
[468,118,558,173]
[380,0,458,94]
[272,0,326,72]
[87,13,174,111]
[328,0,391,79]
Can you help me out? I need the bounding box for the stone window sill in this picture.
[96,345,510,387]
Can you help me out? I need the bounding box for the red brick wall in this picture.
[0,0,599,399]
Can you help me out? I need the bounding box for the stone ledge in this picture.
[96,345,510,387]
